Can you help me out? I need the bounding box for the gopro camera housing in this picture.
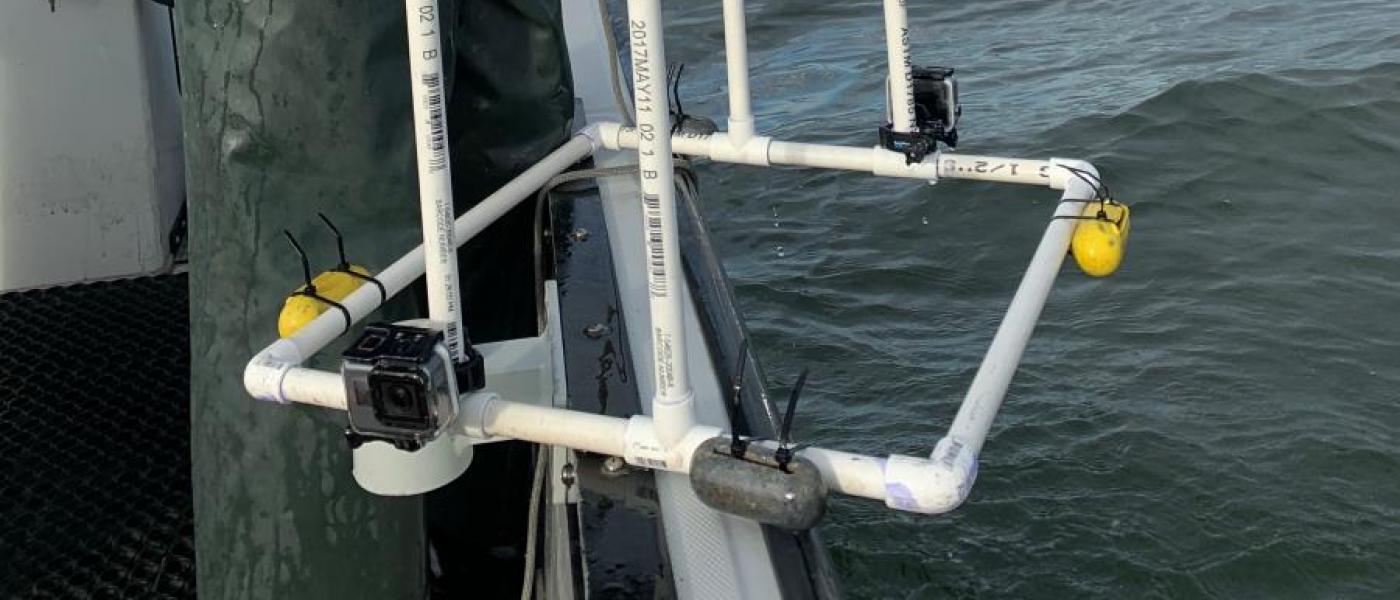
[341,323,459,451]
[911,66,959,143]
[881,66,961,163]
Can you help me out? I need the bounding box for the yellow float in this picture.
[278,265,373,337]
[1070,202,1131,277]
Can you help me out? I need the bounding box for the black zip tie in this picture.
[1057,164,1113,202]
[774,368,810,473]
[669,62,694,135]
[726,339,752,459]
[1052,198,1124,226]
[289,288,352,334]
[283,230,352,334]
[317,212,388,303]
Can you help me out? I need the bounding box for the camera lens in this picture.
[369,371,432,429]
[388,384,413,410]
[379,382,420,417]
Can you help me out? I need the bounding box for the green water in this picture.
[663,1,1400,597]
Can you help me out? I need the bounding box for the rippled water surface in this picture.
[660,1,1400,597]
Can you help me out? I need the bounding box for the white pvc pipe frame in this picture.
[406,0,468,362]
[883,0,917,133]
[626,0,696,451]
[243,0,1103,515]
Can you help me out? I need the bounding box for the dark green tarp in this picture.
[177,1,571,597]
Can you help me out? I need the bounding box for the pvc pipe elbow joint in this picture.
[588,121,624,151]
[457,392,501,440]
[243,338,305,404]
[1048,157,1099,195]
[882,436,979,514]
[578,122,609,152]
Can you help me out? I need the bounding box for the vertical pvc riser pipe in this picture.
[405,0,467,362]
[627,0,695,451]
[721,0,754,145]
[883,0,916,133]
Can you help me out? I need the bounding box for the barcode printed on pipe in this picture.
[644,193,667,297]
[635,456,667,470]
[422,72,447,172]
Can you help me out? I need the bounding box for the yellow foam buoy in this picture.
[1070,202,1131,277]
[278,265,372,337]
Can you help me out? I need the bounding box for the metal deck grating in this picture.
[0,274,195,599]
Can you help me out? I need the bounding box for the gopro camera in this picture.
[911,66,959,144]
[881,65,961,163]
[341,323,459,451]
